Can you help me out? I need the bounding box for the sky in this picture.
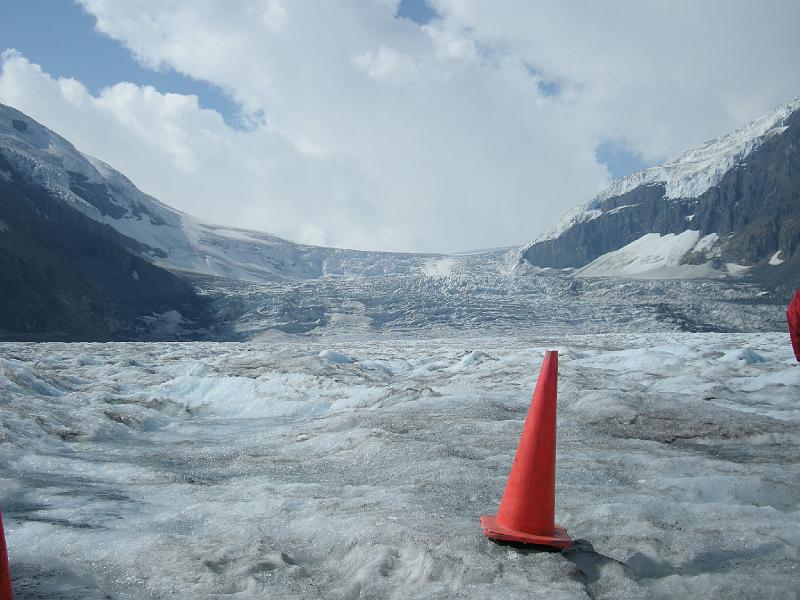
[1,1,799,253]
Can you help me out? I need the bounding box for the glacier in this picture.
[1,333,798,599]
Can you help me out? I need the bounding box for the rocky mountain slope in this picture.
[0,103,443,283]
[0,103,465,340]
[520,96,800,286]
[0,159,214,341]
[0,108,217,340]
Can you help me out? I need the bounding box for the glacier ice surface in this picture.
[1,332,799,599]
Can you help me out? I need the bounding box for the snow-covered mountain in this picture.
[521,96,800,283]
[0,103,517,340]
[0,103,450,283]
[2,100,796,341]
[0,128,214,340]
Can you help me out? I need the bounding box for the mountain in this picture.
[0,110,221,340]
[0,103,444,284]
[2,97,796,341]
[0,103,465,340]
[519,96,800,286]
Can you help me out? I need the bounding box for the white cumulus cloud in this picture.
[1,0,798,252]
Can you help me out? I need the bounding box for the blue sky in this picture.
[595,140,651,181]
[396,0,438,25]
[0,0,438,128]
[0,0,239,123]
[0,0,649,180]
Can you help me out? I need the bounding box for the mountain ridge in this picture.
[520,95,800,286]
[529,95,800,245]
[4,97,797,287]
[0,102,456,284]
[0,148,214,340]
[1,97,798,340]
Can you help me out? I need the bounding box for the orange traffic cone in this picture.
[480,350,571,548]
[0,511,12,600]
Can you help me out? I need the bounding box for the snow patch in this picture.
[574,231,721,279]
[318,349,355,364]
[722,347,768,364]
[769,251,785,266]
[604,203,639,215]
[452,350,490,370]
[157,372,333,419]
[725,263,751,276]
[421,258,456,278]
[693,232,719,254]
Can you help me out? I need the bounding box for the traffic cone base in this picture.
[480,515,571,548]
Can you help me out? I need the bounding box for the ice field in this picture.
[1,330,799,599]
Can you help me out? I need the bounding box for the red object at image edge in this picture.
[788,289,800,362]
[0,511,13,600]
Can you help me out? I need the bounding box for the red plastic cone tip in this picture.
[0,511,12,600]
[480,350,572,548]
[788,289,800,362]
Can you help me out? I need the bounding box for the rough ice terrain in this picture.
[195,259,789,339]
[1,329,799,599]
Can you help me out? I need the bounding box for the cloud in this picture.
[431,0,800,160]
[0,49,374,249]
[353,46,419,83]
[1,1,799,252]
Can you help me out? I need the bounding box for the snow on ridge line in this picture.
[528,95,800,247]
[2,103,465,281]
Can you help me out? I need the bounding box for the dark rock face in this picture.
[523,183,688,268]
[67,171,127,219]
[702,110,800,264]
[66,171,168,227]
[523,110,800,276]
[0,155,213,341]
